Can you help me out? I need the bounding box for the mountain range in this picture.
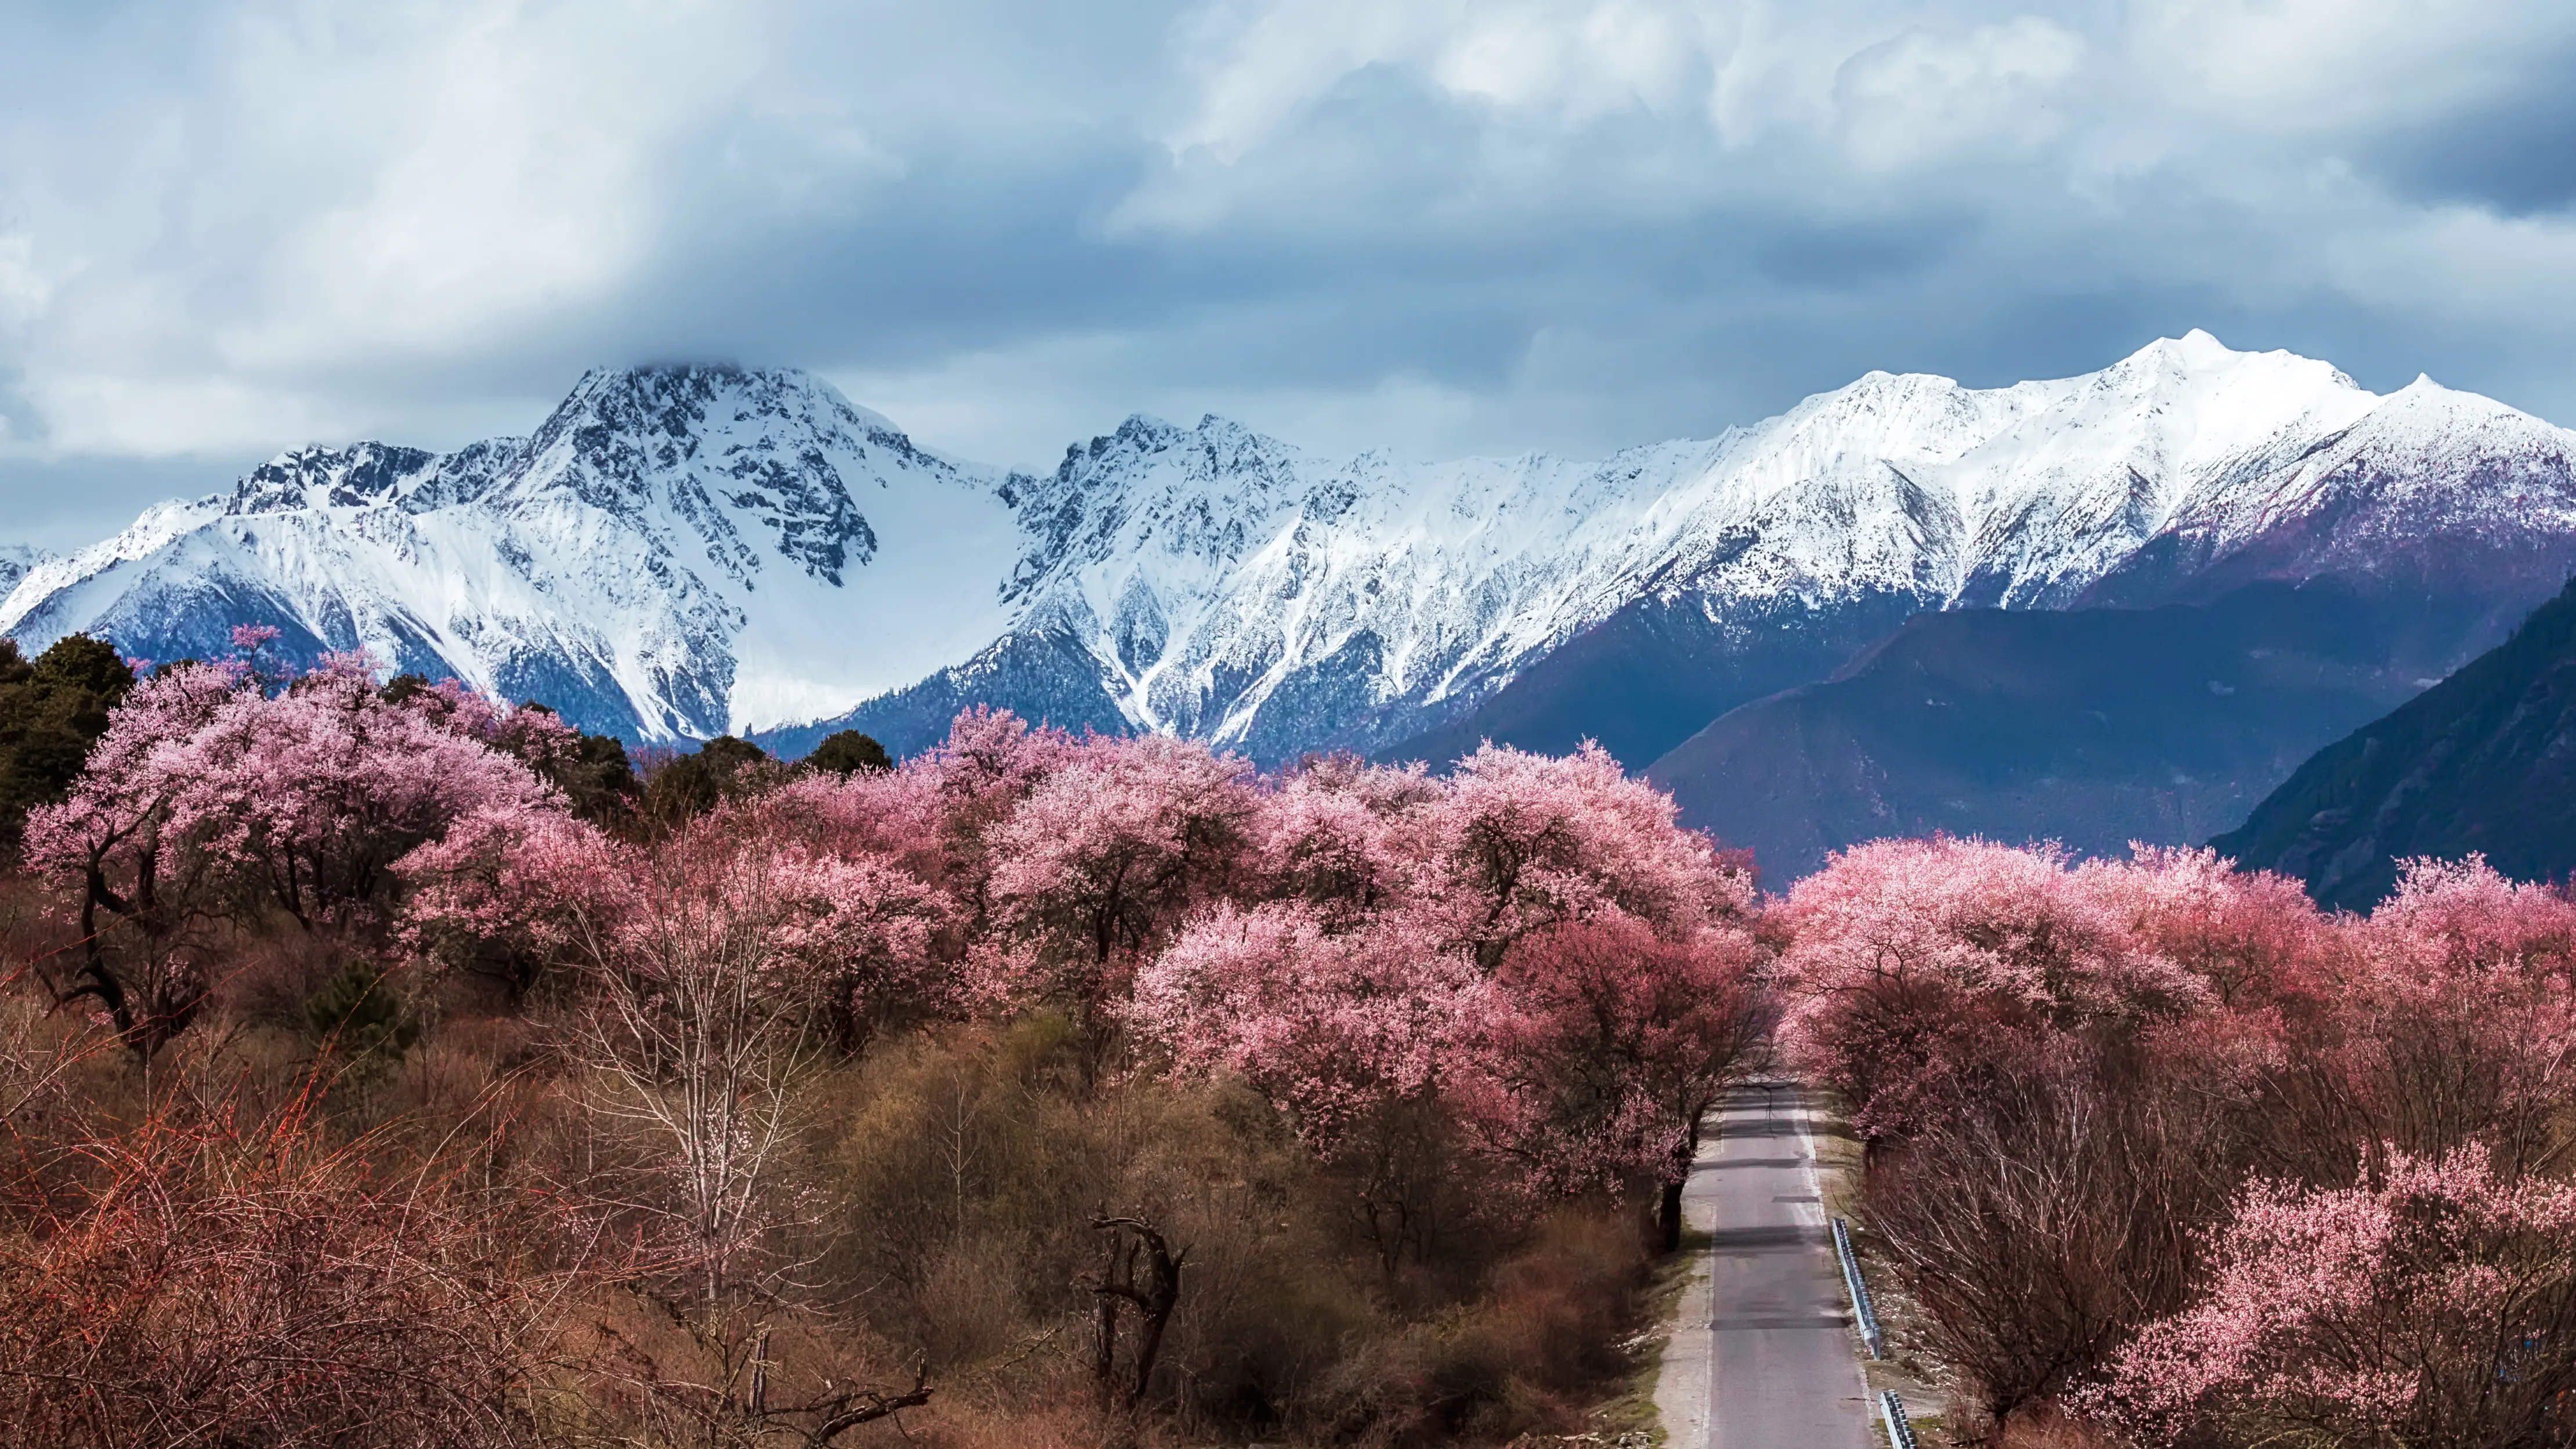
[7,330,2575,880]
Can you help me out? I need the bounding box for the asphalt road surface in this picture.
[1656,1079,1874,1449]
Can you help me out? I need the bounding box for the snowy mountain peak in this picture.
[1,364,1023,739]
[230,443,436,514]
[0,544,48,602]
[491,363,939,589]
[12,334,2576,765]
[902,330,2576,756]
[225,437,526,518]
[1005,411,1319,604]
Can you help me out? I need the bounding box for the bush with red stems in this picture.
[0,1091,559,1447]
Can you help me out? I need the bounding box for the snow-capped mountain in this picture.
[789,330,2576,763]
[0,545,47,600]
[1,367,1021,738]
[9,332,2576,764]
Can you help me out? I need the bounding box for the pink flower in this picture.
[2087,1143,2576,1442]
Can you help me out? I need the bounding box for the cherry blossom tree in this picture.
[1466,913,1766,1246]
[1254,755,1440,923]
[542,808,960,1413]
[2089,1143,2576,1448]
[982,733,1259,1030]
[763,761,952,886]
[2290,856,2576,1182]
[921,704,1075,811]
[1776,837,2209,1144]
[1129,738,1769,1256]
[1128,899,1483,1269]
[1130,901,1480,1147]
[201,656,566,926]
[403,787,958,1420]
[891,706,1079,933]
[761,844,955,1053]
[395,804,627,996]
[403,794,954,1051]
[26,650,573,1053]
[1426,742,1751,969]
[31,654,562,929]
[387,674,584,777]
[2361,852,2576,986]
[19,662,244,1053]
[2087,845,2325,1011]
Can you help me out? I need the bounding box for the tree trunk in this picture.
[1088,1214,1186,1411]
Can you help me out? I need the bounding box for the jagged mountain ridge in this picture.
[0,546,46,602]
[9,333,2576,765]
[1,366,1023,738]
[790,330,2576,763]
[1400,343,2576,769]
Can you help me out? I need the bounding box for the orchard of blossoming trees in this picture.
[1780,838,2576,1447]
[2,632,2572,1448]
[0,639,1769,1447]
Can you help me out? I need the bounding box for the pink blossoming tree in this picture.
[1427,742,1749,967]
[982,733,1259,1032]
[1776,836,2212,1145]
[1129,899,1482,1269]
[1467,913,1766,1248]
[2090,1143,2576,1447]
[26,651,569,1053]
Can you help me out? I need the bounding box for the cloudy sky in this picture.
[4,0,2575,546]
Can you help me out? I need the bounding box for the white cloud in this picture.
[18,368,350,458]
[0,0,915,453]
[1165,0,1746,162]
[0,233,48,331]
[2129,0,2576,132]
[1833,18,2084,169]
[6,0,2576,544]
[216,0,767,365]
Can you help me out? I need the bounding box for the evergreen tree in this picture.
[646,735,776,819]
[0,634,135,857]
[806,729,892,776]
[303,961,420,1065]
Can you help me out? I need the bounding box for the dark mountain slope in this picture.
[1379,588,1927,772]
[749,626,1130,761]
[1645,582,2483,884]
[2211,574,2576,910]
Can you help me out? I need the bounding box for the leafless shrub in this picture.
[0,1088,565,1447]
[1862,1064,2204,1444]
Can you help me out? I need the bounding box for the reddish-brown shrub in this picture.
[0,1092,562,1447]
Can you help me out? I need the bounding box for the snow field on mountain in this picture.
[7,333,2574,755]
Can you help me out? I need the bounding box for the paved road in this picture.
[1656,1079,1873,1449]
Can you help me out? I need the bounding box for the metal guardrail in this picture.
[1878,1389,1919,1449]
[1831,1216,1885,1359]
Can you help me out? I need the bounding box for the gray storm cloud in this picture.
[4,0,2576,545]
